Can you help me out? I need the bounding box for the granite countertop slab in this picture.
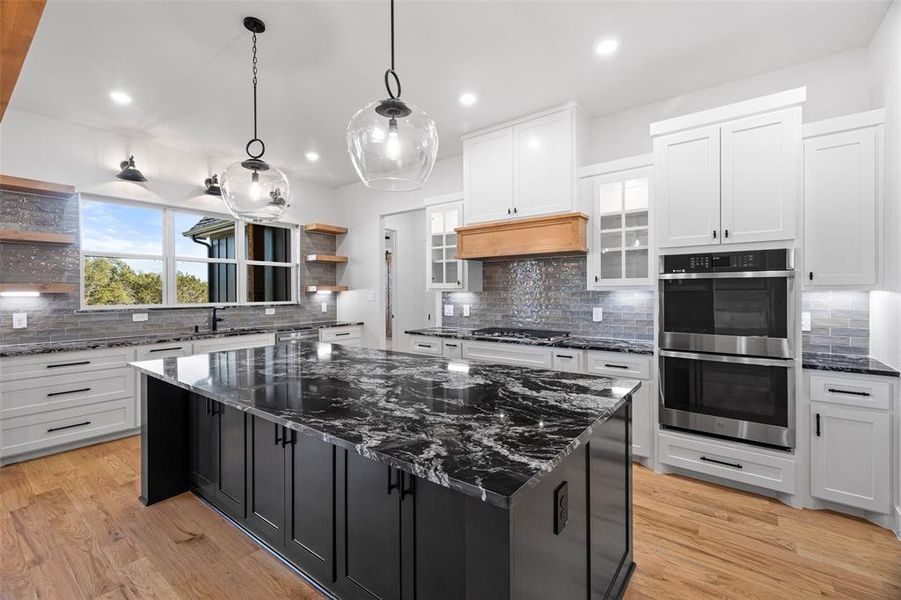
[131,342,640,509]
[0,321,364,358]
[802,352,899,378]
[406,327,654,355]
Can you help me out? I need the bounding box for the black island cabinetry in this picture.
[136,343,637,599]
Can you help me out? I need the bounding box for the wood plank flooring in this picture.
[1,436,899,599]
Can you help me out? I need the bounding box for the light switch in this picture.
[801,312,811,332]
[592,307,603,322]
[132,312,148,322]
[463,304,471,317]
[321,302,328,313]
[12,313,27,329]
[444,304,454,317]
[265,307,276,316]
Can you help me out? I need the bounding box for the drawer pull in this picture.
[815,413,821,437]
[445,344,458,348]
[417,343,432,348]
[46,387,92,398]
[556,354,574,359]
[827,388,870,397]
[47,421,91,433]
[335,332,350,337]
[700,456,743,470]
[149,347,183,353]
[47,361,91,369]
[604,363,629,369]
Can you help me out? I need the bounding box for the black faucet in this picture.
[211,307,226,332]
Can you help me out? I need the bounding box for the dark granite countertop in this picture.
[131,342,640,508]
[802,352,899,378]
[405,327,654,355]
[0,321,364,358]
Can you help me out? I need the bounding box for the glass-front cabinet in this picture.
[425,199,481,292]
[583,160,654,289]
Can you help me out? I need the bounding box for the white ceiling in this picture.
[11,0,890,187]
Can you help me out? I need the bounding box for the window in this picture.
[80,198,297,309]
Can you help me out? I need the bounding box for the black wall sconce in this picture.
[116,155,147,182]
[204,174,222,196]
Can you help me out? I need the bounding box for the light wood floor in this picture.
[1,437,899,599]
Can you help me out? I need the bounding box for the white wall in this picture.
[384,209,432,352]
[868,2,901,373]
[588,48,872,164]
[0,108,338,224]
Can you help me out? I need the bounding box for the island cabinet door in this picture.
[213,403,246,521]
[246,416,287,549]
[283,431,336,584]
[336,450,402,600]
[189,394,217,502]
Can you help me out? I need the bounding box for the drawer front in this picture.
[409,336,442,356]
[442,340,463,359]
[319,327,362,343]
[462,341,553,369]
[1,400,132,458]
[135,342,193,360]
[193,334,275,354]
[657,431,796,494]
[585,351,651,379]
[552,350,583,373]
[809,374,891,410]
[0,348,134,381]
[1,367,134,419]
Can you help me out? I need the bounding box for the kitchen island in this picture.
[132,341,639,600]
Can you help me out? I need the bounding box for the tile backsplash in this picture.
[442,256,654,340]
[801,290,870,355]
[0,189,337,345]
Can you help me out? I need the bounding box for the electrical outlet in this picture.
[12,313,27,329]
[265,307,276,316]
[592,307,603,322]
[463,304,471,317]
[368,289,376,302]
[132,313,148,322]
[801,312,811,332]
[553,481,569,535]
[444,304,454,317]
[321,302,328,313]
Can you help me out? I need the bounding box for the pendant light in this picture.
[116,155,147,182]
[220,17,290,222]
[346,0,438,192]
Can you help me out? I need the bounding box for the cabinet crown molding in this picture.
[802,109,885,139]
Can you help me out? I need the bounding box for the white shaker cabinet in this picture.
[425,200,481,292]
[803,114,880,288]
[463,128,514,223]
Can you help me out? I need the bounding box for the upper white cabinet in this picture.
[425,199,481,292]
[652,89,804,249]
[803,110,882,288]
[463,105,587,225]
[580,155,654,288]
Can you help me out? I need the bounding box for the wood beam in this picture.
[1,0,46,121]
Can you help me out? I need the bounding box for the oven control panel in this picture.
[662,249,790,273]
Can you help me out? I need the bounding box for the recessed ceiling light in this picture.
[594,39,619,57]
[109,90,132,105]
[305,151,320,162]
[459,92,478,107]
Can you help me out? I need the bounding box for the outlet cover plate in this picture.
[265,307,276,316]
[444,304,454,317]
[321,303,328,313]
[463,304,471,317]
[12,313,27,329]
[132,313,148,322]
[801,312,811,332]
[592,307,603,322]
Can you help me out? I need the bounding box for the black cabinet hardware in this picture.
[594,275,598,283]
[445,343,457,348]
[46,387,91,397]
[335,332,350,337]
[724,229,729,238]
[400,471,413,499]
[387,467,400,495]
[290,429,297,446]
[206,397,212,415]
[507,208,511,215]
[47,421,91,433]
[815,413,821,437]
[416,343,431,348]
[604,363,629,370]
[274,422,283,446]
[827,388,870,397]
[149,346,183,353]
[513,207,518,214]
[47,361,90,369]
[712,230,717,239]
[809,272,814,280]
[699,456,743,469]
[556,354,574,359]
[281,426,291,447]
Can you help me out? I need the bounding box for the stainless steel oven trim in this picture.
[658,270,795,280]
[658,352,796,449]
[658,350,793,367]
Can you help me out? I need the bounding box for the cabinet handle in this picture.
[47,421,91,433]
[604,363,629,369]
[827,388,871,397]
[594,275,598,283]
[387,468,400,495]
[699,456,742,470]
[47,361,90,369]
[445,344,457,348]
[815,413,821,437]
[290,429,297,446]
[507,208,511,215]
[281,426,291,448]
[809,272,814,281]
[335,332,350,337]
[401,471,413,500]
[724,229,729,239]
[274,422,282,446]
[556,354,574,359]
[712,230,717,239]
[46,387,91,398]
[206,398,212,415]
[513,207,518,214]
[149,346,183,353]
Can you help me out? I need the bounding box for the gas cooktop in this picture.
[470,327,570,343]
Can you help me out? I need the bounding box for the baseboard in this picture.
[0,428,139,466]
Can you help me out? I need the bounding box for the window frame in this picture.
[79,196,299,310]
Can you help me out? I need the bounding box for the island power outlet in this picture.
[554,481,569,534]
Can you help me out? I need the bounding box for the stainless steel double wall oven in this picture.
[658,249,796,449]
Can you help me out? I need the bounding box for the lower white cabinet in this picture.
[135,342,193,361]
[193,333,276,353]
[551,349,583,373]
[810,402,891,514]
[408,335,442,356]
[586,350,653,458]
[319,326,363,347]
[461,340,553,370]
[442,340,463,359]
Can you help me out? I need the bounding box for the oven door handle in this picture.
[658,270,795,280]
[659,349,793,368]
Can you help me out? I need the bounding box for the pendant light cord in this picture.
[252,32,259,142]
[390,0,395,72]
[384,0,402,99]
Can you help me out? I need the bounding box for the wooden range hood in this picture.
[455,212,588,260]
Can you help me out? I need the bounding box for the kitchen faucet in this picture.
[211,307,226,332]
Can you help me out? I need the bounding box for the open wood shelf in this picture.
[0,175,76,199]
[0,282,77,294]
[305,254,348,264]
[305,285,348,293]
[303,223,348,235]
[0,229,75,245]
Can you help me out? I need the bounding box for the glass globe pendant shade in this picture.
[220,158,290,223]
[346,98,439,192]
